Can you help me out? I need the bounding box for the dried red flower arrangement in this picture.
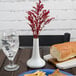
[26,0,55,38]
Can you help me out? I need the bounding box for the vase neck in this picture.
[33,37,39,39]
[31,38,40,59]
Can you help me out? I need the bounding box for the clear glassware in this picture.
[1,30,20,71]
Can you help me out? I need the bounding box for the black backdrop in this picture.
[19,33,70,47]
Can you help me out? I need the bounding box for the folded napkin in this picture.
[43,54,76,69]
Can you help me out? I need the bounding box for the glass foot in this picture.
[4,64,19,71]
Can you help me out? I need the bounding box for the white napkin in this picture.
[43,54,76,69]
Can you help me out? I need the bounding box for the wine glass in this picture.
[1,30,20,71]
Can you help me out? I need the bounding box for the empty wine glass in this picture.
[1,30,20,71]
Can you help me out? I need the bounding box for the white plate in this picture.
[43,54,76,69]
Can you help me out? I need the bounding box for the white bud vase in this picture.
[27,38,46,68]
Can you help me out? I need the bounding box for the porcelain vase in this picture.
[27,38,46,68]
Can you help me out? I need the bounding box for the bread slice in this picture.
[24,71,46,76]
[48,69,67,76]
[50,42,76,61]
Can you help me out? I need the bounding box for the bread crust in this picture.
[50,42,76,61]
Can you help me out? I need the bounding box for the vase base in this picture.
[27,58,46,68]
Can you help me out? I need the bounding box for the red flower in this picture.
[26,0,55,38]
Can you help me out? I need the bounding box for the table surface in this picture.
[0,47,76,76]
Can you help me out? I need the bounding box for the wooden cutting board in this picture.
[48,57,76,65]
[44,54,76,69]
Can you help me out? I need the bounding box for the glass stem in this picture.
[9,60,14,66]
